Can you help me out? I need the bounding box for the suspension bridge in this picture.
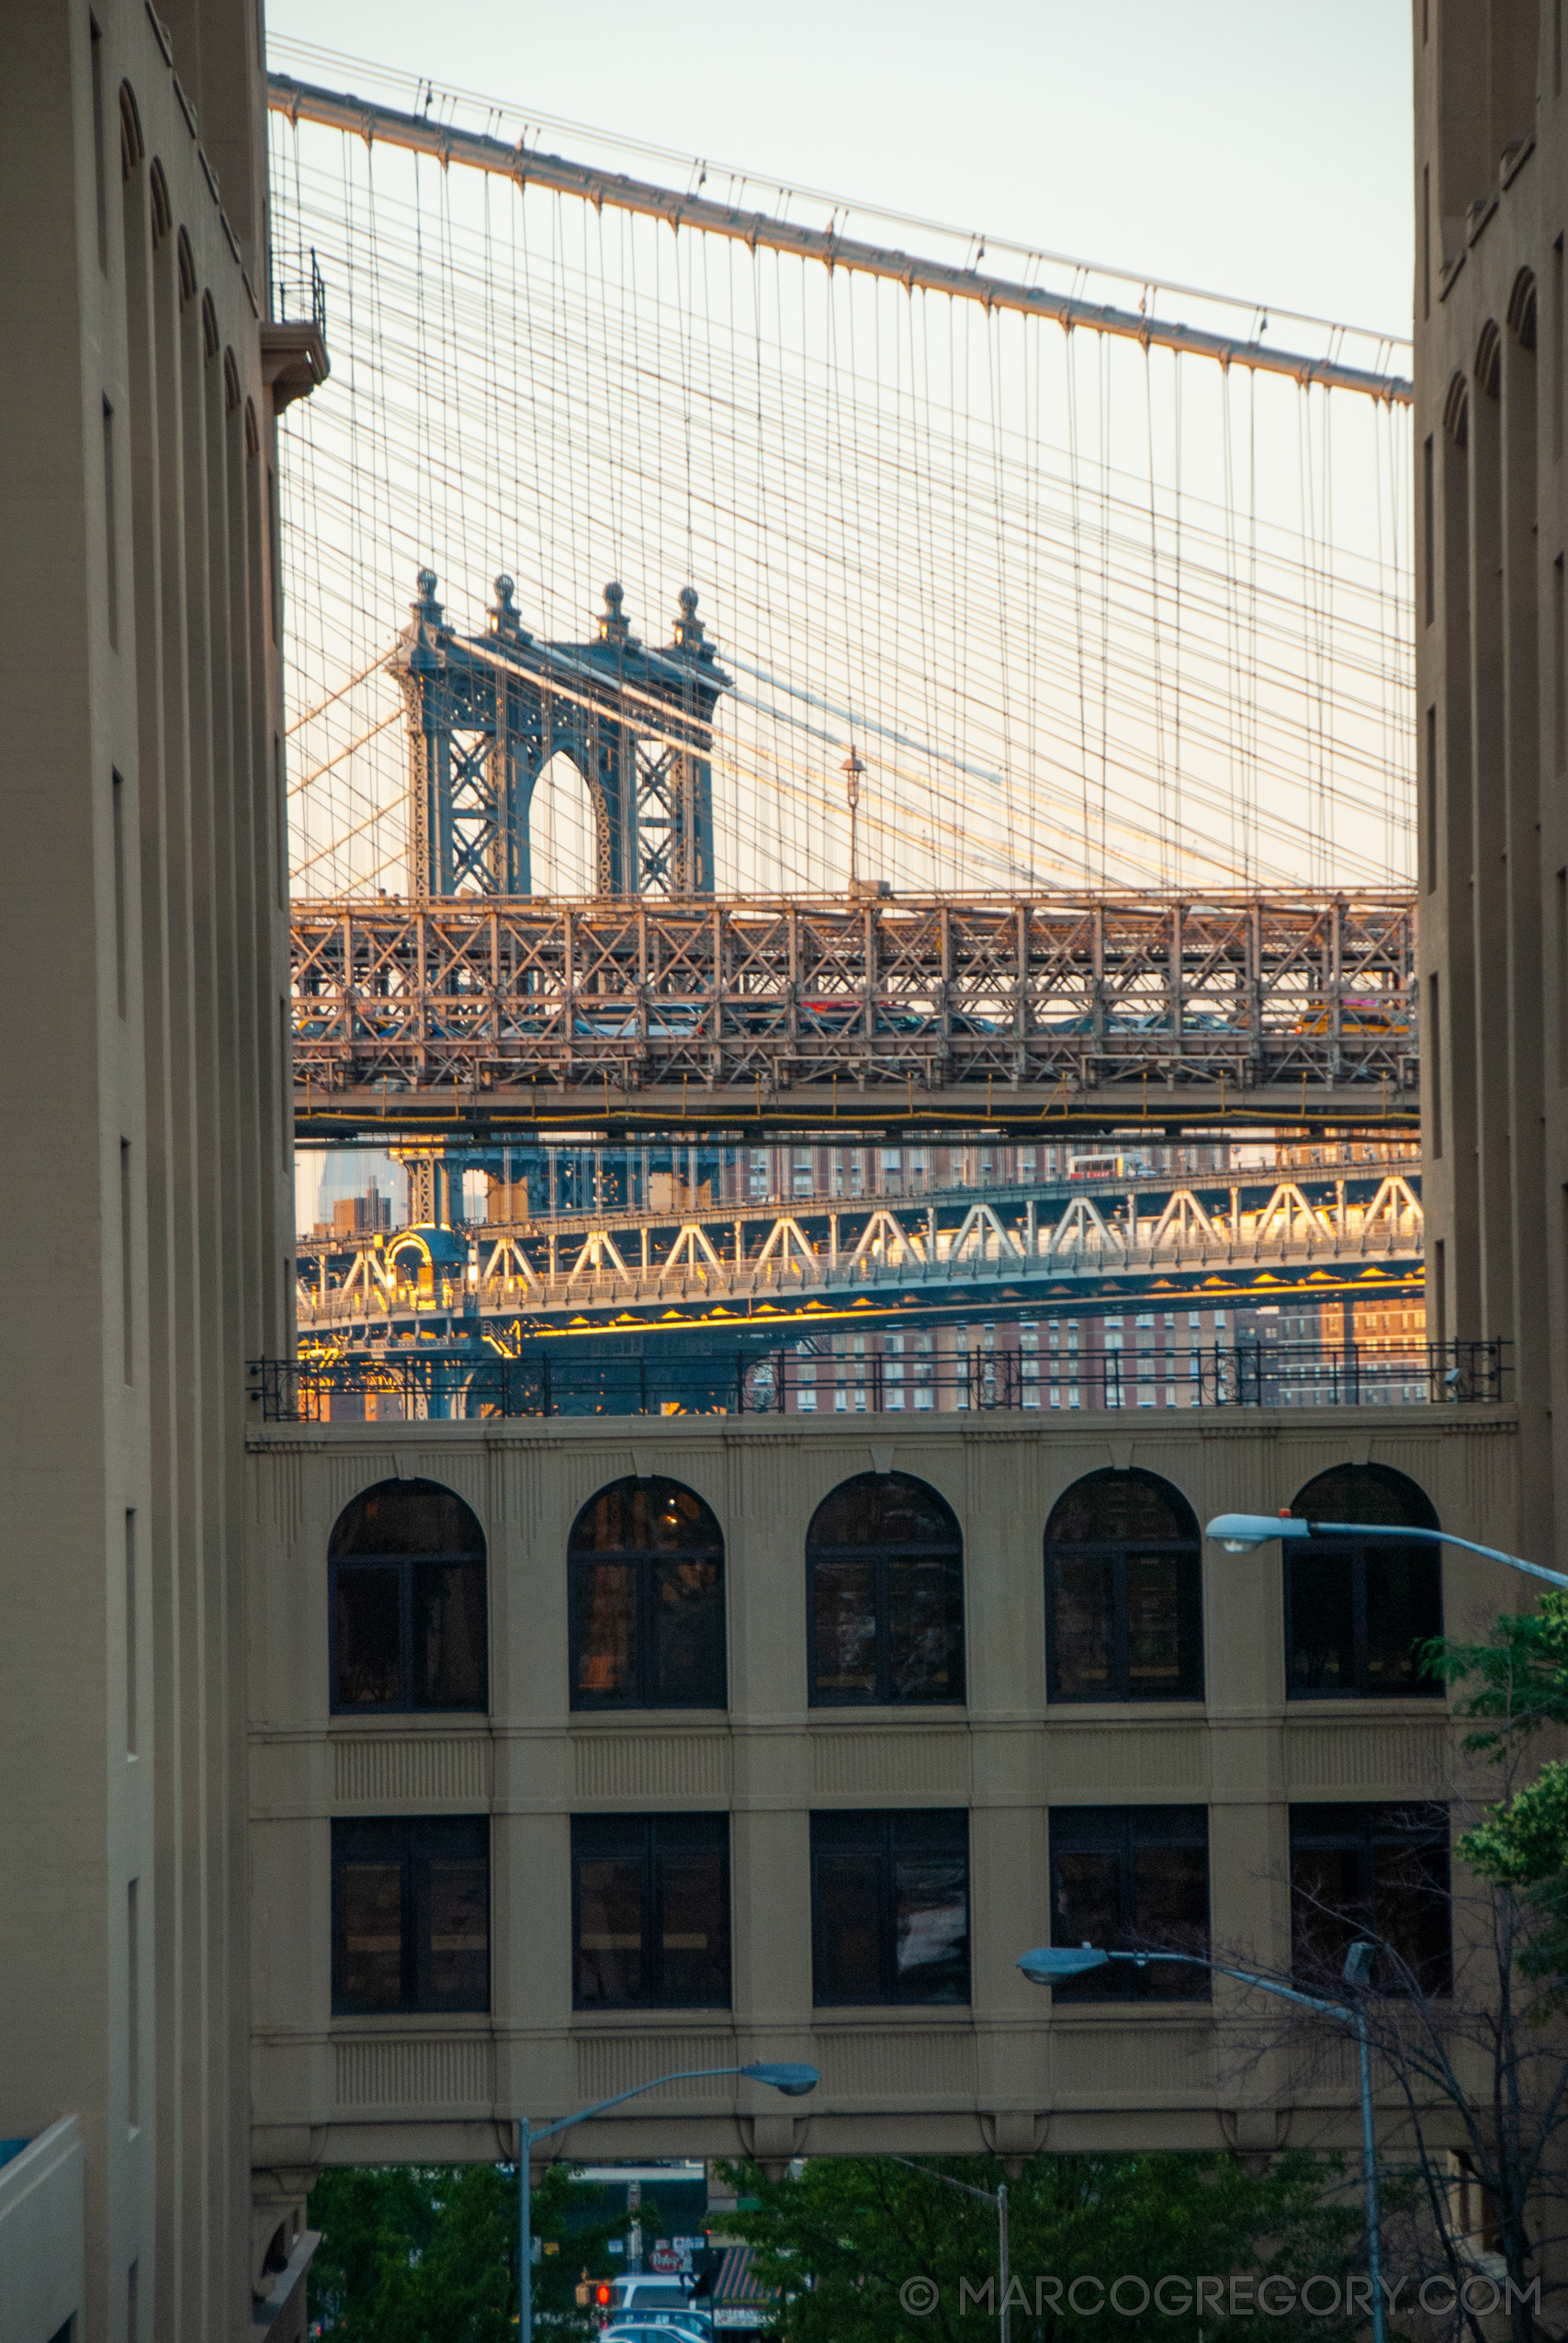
[268,46,1419,1145]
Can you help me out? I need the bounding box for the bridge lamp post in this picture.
[1205,1511,1568,1591]
[1017,1943,1386,2343]
[514,2062,818,2343]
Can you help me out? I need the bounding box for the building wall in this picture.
[248,1408,1517,2172]
[1414,0,1565,1560]
[0,2,289,2334]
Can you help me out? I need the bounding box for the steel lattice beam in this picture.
[290,889,1419,1138]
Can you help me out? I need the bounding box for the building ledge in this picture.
[262,321,329,413]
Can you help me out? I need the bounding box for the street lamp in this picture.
[1205,1511,1568,1592]
[889,2158,1013,2343]
[515,2062,818,2343]
[1017,1942,1386,2343]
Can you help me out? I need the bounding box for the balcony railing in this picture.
[250,1340,1510,1423]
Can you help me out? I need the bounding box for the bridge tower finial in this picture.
[489,573,530,643]
[598,580,633,645]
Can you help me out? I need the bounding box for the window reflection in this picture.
[1045,1470,1202,1703]
[571,1813,730,2008]
[1291,1803,1451,1992]
[330,1479,488,1715]
[570,1479,726,1710]
[1048,1805,1210,2001]
[810,1810,970,2005]
[807,1474,964,1706]
[332,1817,490,2014]
[1286,1466,1441,1699]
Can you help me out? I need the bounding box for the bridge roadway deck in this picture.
[297,1165,1424,1339]
[290,890,1419,1140]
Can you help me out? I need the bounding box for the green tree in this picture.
[308,2161,640,2341]
[1428,1588,1568,1996]
[716,2151,1367,2343]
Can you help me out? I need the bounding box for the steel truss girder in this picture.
[290,889,1419,1130]
[295,1166,1424,1336]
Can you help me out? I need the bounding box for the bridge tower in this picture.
[397,571,728,899]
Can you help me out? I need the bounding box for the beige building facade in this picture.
[247,1406,1517,2179]
[1414,0,1568,1562]
[0,0,300,2333]
[2,0,1561,2330]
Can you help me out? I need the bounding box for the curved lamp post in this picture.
[1206,1511,1568,1592]
[516,2062,818,2343]
[1017,1943,1385,2343]
[889,2158,1013,2343]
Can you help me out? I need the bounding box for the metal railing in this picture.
[272,247,326,340]
[250,1341,1509,1423]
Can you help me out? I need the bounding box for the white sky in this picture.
[264,0,1415,341]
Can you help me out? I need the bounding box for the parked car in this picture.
[595,2275,714,2340]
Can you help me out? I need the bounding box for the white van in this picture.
[604,2277,713,2339]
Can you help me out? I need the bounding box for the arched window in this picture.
[569,1477,726,1709]
[330,1478,488,1713]
[1285,1464,1441,1699]
[807,1472,963,1706]
[1044,1469,1202,1703]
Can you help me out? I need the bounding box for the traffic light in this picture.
[595,2282,613,2308]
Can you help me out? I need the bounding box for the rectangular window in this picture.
[1047,1545,1203,1702]
[1547,236,1556,461]
[90,17,107,269]
[1427,973,1442,1157]
[127,1877,139,2130]
[1422,163,1430,320]
[1290,1803,1451,1993]
[1423,435,1435,624]
[1284,1528,1443,1699]
[128,2261,138,2343]
[274,732,287,910]
[808,1547,964,1705]
[810,1809,970,2006]
[571,1812,729,2009]
[267,466,281,643]
[112,768,128,1016]
[124,1510,137,1756]
[103,399,118,649]
[331,1555,488,1713]
[1559,870,1568,1085]
[332,1817,490,2015]
[1048,1805,1210,2001]
[119,1138,132,1383]
[1547,552,1556,773]
[1424,707,1438,892]
[569,1553,725,1710]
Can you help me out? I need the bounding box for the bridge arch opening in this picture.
[531,749,599,896]
[1044,1467,1202,1703]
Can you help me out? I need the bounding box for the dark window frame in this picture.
[1044,1468,1204,1703]
[1285,1465,1443,1702]
[568,1477,727,1713]
[570,1811,731,2010]
[1048,1804,1211,2002]
[807,1472,965,1708]
[809,1808,971,2007]
[1290,1802,1453,1996]
[331,1815,491,2016]
[329,1477,489,1716]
